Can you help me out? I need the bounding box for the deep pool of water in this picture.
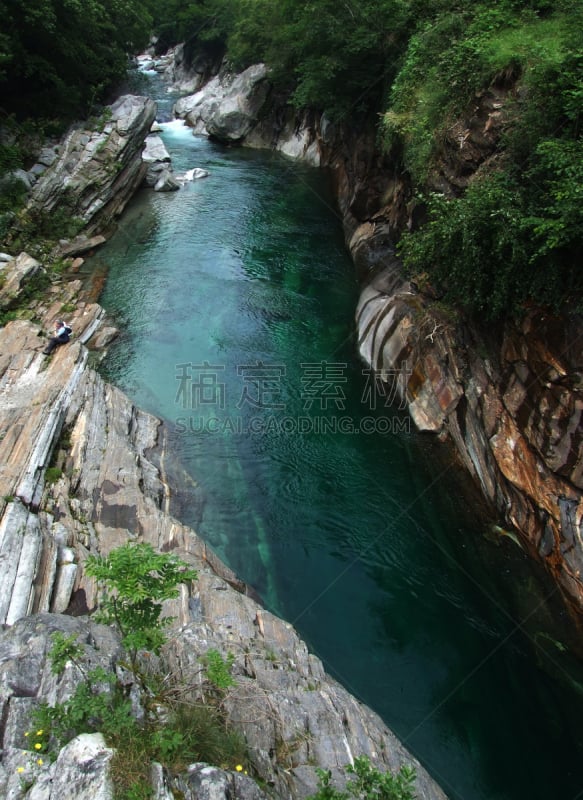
[90,82,583,800]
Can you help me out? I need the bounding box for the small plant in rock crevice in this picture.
[22,544,248,800]
[307,756,417,800]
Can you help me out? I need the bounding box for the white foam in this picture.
[158,119,196,143]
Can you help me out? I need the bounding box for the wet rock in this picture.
[153,169,180,192]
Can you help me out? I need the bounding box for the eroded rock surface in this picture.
[356,269,583,625]
[29,95,156,234]
[174,64,271,142]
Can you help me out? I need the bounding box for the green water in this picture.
[92,87,583,800]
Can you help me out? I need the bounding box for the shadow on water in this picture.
[86,72,583,800]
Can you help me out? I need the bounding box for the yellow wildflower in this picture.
[16,767,25,774]
[36,730,44,736]
[37,759,44,766]
[24,732,29,738]
[235,765,243,772]
[34,743,42,750]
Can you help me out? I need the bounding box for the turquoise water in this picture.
[92,85,583,800]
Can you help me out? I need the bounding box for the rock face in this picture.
[0,255,447,800]
[29,95,156,234]
[170,52,321,164]
[356,264,583,627]
[174,64,271,142]
[164,43,223,95]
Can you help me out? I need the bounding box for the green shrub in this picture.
[85,542,198,665]
[45,467,63,484]
[308,756,417,800]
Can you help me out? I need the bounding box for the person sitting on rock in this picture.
[43,320,72,355]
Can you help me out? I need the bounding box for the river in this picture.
[87,72,583,800]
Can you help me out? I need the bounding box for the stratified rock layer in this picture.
[29,95,156,234]
[356,267,583,626]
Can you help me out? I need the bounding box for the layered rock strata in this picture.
[356,269,583,627]
[29,95,156,234]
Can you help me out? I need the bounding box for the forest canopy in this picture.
[1,0,581,318]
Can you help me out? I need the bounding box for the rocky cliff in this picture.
[27,95,156,236]
[342,93,583,635]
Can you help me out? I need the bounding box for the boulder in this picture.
[154,169,180,192]
[176,168,209,182]
[1,168,33,193]
[37,146,60,167]
[142,135,171,164]
[142,134,175,188]
[175,64,271,142]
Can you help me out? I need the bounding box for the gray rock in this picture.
[2,169,33,193]
[176,64,270,142]
[25,733,114,800]
[142,135,175,188]
[174,764,268,800]
[89,325,119,349]
[58,235,107,258]
[176,168,209,182]
[142,135,171,164]
[37,147,59,167]
[154,169,180,192]
[29,95,156,234]
[29,164,47,177]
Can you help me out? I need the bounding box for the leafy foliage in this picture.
[47,632,85,676]
[390,0,583,318]
[32,666,132,751]
[85,542,197,662]
[308,756,417,800]
[201,648,236,691]
[0,0,152,118]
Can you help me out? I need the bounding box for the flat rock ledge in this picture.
[0,295,447,800]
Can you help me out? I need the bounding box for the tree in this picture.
[85,542,197,664]
[0,0,152,118]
